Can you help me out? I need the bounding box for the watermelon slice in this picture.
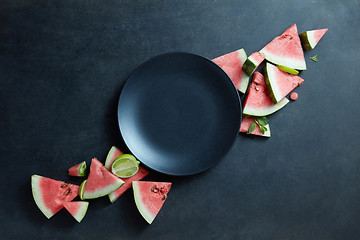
[83,158,124,199]
[68,161,86,177]
[109,166,149,203]
[31,175,79,219]
[63,201,89,223]
[240,116,271,137]
[212,48,250,93]
[242,71,289,117]
[260,24,307,70]
[299,28,328,51]
[133,181,172,224]
[264,62,304,103]
[242,52,265,76]
[104,146,124,170]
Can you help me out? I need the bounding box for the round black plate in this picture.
[117,52,241,176]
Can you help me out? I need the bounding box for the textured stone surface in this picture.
[1,0,360,239]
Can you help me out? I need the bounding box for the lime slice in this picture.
[111,157,139,178]
[79,180,87,200]
[277,65,299,75]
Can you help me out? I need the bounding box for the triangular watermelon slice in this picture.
[83,158,124,199]
[31,175,79,219]
[212,48,250,94]
[133,181,172,224]
[242,71,289,117]
[299,28,328,51]
[260,24,307,70]
[109,167,149,203]
[63,201,89,223]
[240,116,271,137]
[68,161,86,177]
[264,62,304,103]
[242,52,265,76]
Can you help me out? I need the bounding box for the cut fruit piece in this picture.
[260,24,306,70]
[79,180,87,200]
[212,48,250,93]
[111,156,139,178]
[240,116,271,137]
[68,161,86,177]
[133,181,172,224]
[242,71,289,117]
[264,62,304,103]
[31,175,79,219]
[277,65,299,75]
[299,28,328,51]
[63,201,89,223]
[242,52,265,76]
[109,166,149,203]
[104,146,124,170]
[83,158,124,199]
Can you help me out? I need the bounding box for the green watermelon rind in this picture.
[242,97,289,117]
[264,62,281,103]
[242,58,257,76]
[78,161,86,177]
[299,32,312,51]
[31,175,53,219]
[133,181,155,224]
[236,49,250,94]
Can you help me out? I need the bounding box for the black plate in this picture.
[117,52,241,175]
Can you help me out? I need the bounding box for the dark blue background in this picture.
[1,0,359,239]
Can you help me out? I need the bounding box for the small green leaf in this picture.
[310,55,319,62]
[258,124,267,134]
[247,121,256,134]
[255,117,269,126]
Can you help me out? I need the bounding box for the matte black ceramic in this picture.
[117,52,241,175]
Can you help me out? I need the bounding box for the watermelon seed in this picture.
[255,87,259,91]
[63,188,71,196]
[151,186,159,193]
[61,183,68,188]
[161,194,167,201]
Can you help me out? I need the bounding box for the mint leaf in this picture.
[255,117,269,126]
[259,125,267,134]
[247,121,256,134]
[310,55,319,62]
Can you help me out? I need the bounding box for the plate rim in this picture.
[117,51,242,176]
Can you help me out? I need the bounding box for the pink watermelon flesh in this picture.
[104,146,124,170]
[68,161,86,177]
[240,116,270,137]
[31,175,79,219]
[242,71,289,117]
[260,24,306,70]
[133,181,172,224]
[83,158,124,199]
[63,201,89,223]
[265,62,304,103]
[212,48,250,93]
[109,166,149,203]
[250,52,265,65]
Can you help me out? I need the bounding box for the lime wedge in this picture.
[277,65,299,75]
[111,157,139,178]
[79,180,87,200]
